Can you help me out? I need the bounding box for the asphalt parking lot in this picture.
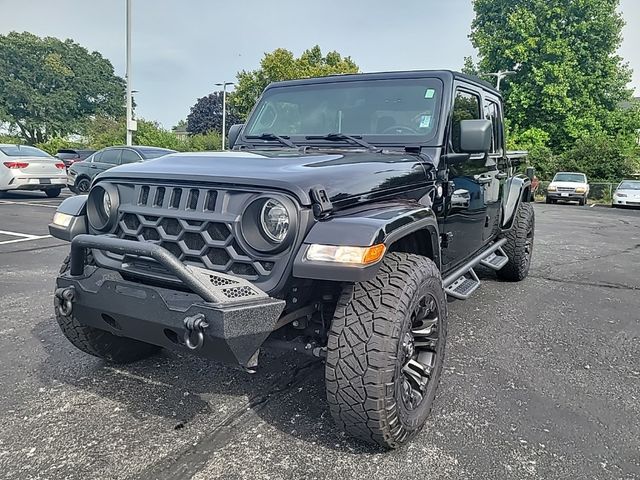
[0,190,638,480]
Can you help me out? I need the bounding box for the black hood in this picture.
[100,149,437,206]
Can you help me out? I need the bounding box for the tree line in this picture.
[1,1,639,181]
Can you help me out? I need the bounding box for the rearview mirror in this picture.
[459,119,492,154]
[227,124,244,150]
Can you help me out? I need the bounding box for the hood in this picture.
[99,149,436,206]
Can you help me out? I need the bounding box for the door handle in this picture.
[89,165,97,169]
[476,174,493,185]
[495,172,508,180]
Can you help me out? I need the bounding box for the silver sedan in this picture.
[0,144,67,198]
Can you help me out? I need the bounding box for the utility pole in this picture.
[215,82,234,150]
[486,70,516,91]
[125,0,135,145]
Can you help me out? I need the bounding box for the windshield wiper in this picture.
[245,133,298,148]
[305,133,381,152]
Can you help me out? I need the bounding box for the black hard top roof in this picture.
[266,70,501,97]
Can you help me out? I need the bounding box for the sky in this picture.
[1,0,639,128]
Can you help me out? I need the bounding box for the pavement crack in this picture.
[133,360,321,480]
[530,274,639,291]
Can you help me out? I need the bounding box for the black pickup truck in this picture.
[49,70,534,449]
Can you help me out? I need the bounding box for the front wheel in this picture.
[326,253,447,449]
[75,177,91,194]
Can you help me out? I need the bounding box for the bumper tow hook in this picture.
[55,287,76,317]
[183,314,209,351]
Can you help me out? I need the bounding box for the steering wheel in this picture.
[381,125,419,135]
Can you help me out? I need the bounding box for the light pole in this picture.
[486,70,516,90]
[215,81,234,150]
[125,0,135,146]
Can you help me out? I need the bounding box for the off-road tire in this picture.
[55,254,160,363]
[45,188,61,198]
[497,202,535,282]
[326,253,447,449]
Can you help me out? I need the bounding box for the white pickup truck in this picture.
[545,172,590,206]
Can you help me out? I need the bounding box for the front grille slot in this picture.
[187,189,199,210]
[170,188,182,208]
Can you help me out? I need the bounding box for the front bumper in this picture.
[56,235,286,367]
[613,198,640,207]
[546,192,585,201]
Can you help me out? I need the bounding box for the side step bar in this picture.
[443,238,508,300]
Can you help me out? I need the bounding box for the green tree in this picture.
[0,32,125,144]
[470,0,637,150]
[231,45,359,119]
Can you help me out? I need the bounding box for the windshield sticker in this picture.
[419,115,432,128]
[424,88,436,99]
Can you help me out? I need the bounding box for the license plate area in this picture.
[561,193,569,197]
[40,178,52,185]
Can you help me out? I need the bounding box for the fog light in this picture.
[306,244,386,265]
[52,212,73,228]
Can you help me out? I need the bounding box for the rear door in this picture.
[442,87,488,268]
[120,148,143,164]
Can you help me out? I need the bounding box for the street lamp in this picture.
[125,0,134,146]
[486,70,516,90]
[215,81,234,150]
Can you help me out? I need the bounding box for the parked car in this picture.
[56,149,96,169]
[612,180,640,208]
[67,146,176,194]
[50,70,535,448]
[545,172,590,205]
[0,144,67,198]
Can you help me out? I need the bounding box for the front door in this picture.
[442,88,488,269]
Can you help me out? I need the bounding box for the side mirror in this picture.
[459,119,492,154]
[227,124,244,150]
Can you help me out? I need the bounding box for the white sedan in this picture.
[0,144,67,198]
[612,180,640,208]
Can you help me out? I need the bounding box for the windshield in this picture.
[553,173,586,183]
[618,181,640,190]
[244,78,443,145]
[0,145,52,157]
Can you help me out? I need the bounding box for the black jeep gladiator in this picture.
[49,70,534,449]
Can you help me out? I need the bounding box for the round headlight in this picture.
[260,199,289,243]
[87,183,119,232]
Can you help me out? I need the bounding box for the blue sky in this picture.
[2,0,639,128]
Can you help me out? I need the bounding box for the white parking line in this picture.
[0,230,52,245]
[0,200,59,208]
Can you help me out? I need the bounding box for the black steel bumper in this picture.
[57,235,286,367]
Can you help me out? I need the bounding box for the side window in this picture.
[451,90,481,153]
[484,99,503,154]
[100,149,121,165]
[121,149,141,164]
[91,151,102,163]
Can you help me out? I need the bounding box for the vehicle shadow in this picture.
[32,317,381,454]
[0,190,68,200]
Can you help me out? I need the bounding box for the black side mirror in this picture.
[459,119,492,154]
[227,124,244,150]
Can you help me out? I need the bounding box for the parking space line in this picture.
[0,200,59,208]
[0,230,52,245]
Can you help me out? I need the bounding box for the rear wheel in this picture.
[326,253,447,449]
[45,188,61,198]
[55,254,160,363]
[498,202,535,282]
[75,177,91,194]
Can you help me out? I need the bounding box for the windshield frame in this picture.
[553,173,587,183]
[241,77,446,148]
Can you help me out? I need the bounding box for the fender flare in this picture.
[293,203,440,283]
[502,175,531,230]
[48,195,88,241]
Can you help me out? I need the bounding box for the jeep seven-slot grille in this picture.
[113,184,275,281]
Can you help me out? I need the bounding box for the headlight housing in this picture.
[240,195,297,253]
[547,185,557,192]
[86,183,119,232]
[575,187,586,194]
[615,192,627,197]
[260,199,289,243]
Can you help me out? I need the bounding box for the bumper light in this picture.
[306,244,386,265]
[52,212,73,228]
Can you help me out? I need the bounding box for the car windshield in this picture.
[244,78,444,145]
[0,145,52,157]
[554,173,586,183]
[618,181,640,190]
